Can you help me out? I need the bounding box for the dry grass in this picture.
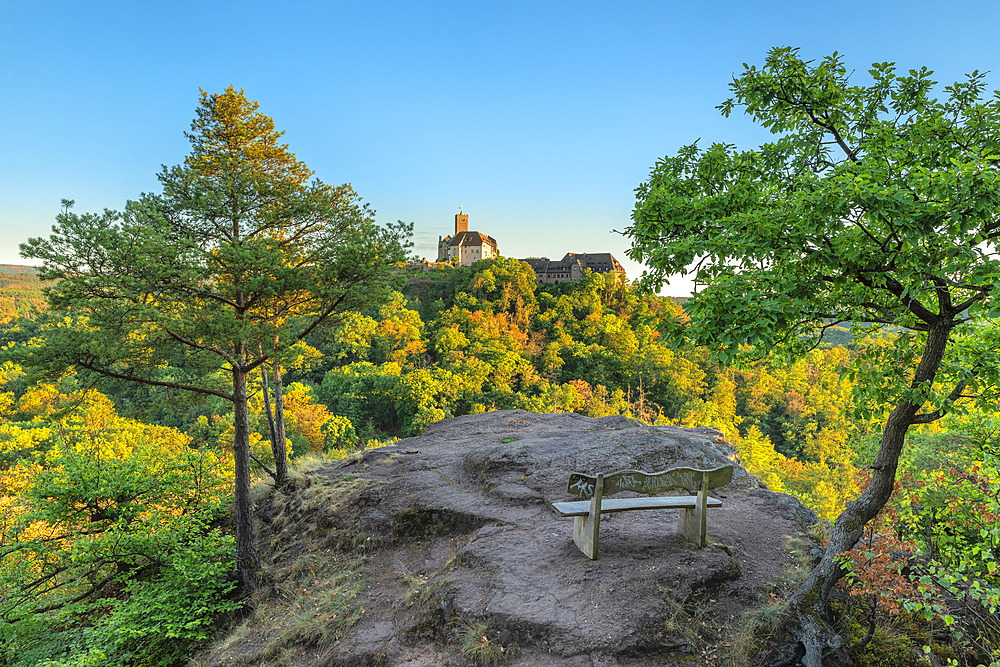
[193,554,367,666]
[455,619,520,666]
[402,565,456,605]
[719,599,791,667]
[284,437,399,478]
[777,536,814,592]
[255,552,366,661]
[662,595,713,650]
[193,454,384,667]
[715,536,816,666]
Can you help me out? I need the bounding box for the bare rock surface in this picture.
[271,411,820,666]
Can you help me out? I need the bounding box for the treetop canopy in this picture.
[628,48,1000,363]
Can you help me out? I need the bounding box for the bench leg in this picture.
[573,514,600,559]
[572,474,603,559]
[677,506,705,547]
[678,483,709,547]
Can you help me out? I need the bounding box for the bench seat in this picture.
[554,466,734,558]
[552,495,722,517]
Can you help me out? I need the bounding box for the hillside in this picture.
[0,264,45,323]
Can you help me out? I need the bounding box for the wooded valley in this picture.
[0,257,997,666]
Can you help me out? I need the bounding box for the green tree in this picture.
[465,257,539,326]
[628,48,1000,665]
[0,390,236,667]
[17,87,409,593]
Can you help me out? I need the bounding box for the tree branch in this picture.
[855,273,940,325]
[951,290,989,315]
[294,292,349,344]
[249,452,277,482]
[75,361,234,401]
[161,328,238,367]
[911,370,976,425]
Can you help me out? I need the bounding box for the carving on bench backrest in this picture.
[567,476,596,497]
[566,466,733,497]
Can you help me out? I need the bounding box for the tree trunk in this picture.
[260,358,278,448]
[271,361,289,485]
[259,360,287,486]
[232,365,260,594]
[779,321,953,667]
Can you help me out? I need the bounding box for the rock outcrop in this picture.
[238,411,822,666]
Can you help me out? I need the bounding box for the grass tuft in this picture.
[720,600,790,666]
[713,535,815,666]
[455,619,519,666]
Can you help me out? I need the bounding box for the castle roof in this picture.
[519,252,627,281]
[448,231,498,251]
[561,252,625,272]
[521,258,550,271]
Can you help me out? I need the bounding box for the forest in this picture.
[0,256,997,666]
[0,266,44,324]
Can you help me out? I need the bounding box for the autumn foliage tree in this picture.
[17,87,410,593]
[627,48,1000,665]
[0,381,237,667]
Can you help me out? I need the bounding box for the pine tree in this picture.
[19,87,410,593]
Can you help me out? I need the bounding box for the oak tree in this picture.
[627,48,1000,665]
[19,87,410,593]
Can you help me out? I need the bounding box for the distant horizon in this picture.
[0,257,699,299]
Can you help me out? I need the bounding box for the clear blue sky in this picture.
[2,0,999,295]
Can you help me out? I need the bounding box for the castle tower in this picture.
[455,212,469,234]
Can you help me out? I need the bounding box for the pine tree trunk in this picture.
[780,321,953,667]
[232,365,260,594]
[271,361,289,485]
[259,360,287,486]
[259,356,278,449]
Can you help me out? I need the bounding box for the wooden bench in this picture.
[551,465,734,559]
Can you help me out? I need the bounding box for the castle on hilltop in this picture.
[520,253,627,284]
[429,211,626,284]
[437,212,499,266]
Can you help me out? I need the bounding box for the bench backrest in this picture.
[566,465,733,497]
